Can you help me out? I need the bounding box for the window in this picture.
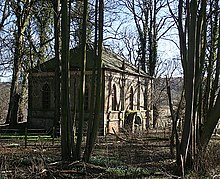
[112,84,117,111]
[129,87,134,110]
[42,83,50,109]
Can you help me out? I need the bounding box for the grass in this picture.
[89,150,167,178]
[0,130,219,178]
[90,156,152,177]
[90,156,124,167]
[0,134,60,146]
[106,166,151,177]
[0,134,53,140]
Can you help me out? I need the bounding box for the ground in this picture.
[0,129,219,178]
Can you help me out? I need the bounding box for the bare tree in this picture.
[53,0,61,138]
[168,0,220,175]
[6,0,34,126]
[0,0,10,31]
[76,0,89,160]
[83,0,104,162]
[60,0,72,160]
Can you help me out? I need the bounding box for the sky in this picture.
[0,0,182,82]
[103,0,182,77]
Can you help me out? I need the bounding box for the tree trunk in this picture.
[83,0,98,162]
[6,0,33,126]
[83,0,104,162]
[61,0,72,160]
[76,0,88,160]
[200,92,220,149]
[166,77,175,157]
[53,0,61,138]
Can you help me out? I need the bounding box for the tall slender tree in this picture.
[76,0,88,160]
[53,0,61,138]
[83,0,104,162]
[60,0,72,160]
[6,0,34,125]
[169,0,220,175]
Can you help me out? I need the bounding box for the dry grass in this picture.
[0,130,219,178]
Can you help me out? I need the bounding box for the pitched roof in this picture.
[32,45,151,78]
[101,49,149,77]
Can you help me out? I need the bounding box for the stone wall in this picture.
[104,69,149,134]
[29,69,150,134]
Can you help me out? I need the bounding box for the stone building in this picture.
[28,46,152,135]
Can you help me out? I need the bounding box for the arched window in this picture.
[112,84,117,111]
[42,83,50,109]
[129,87,134,110]
[84,85,89,111]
